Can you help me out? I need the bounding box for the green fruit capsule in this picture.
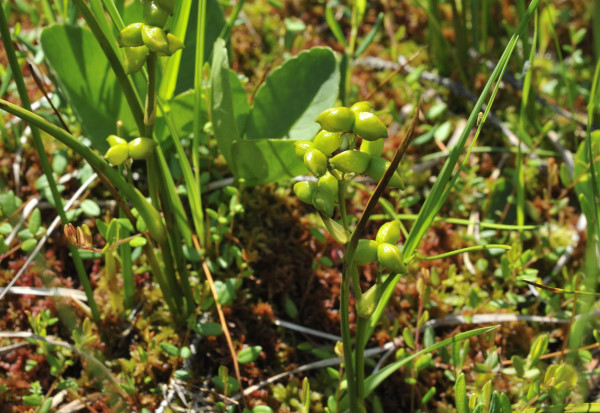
[357,283,384,319]
[294,140,314,158]
[166,33,184,55]
[329,150,371,174]
[376,220,401,244]
[353,112,388,141]
[118,22,145,47]
[128,137,157,160]
[313,130,342,156]
[143,1,170,27]
[123,45,149,74]
[315,107,355,132]
[318,172,338,198]
[366,156,405,189]
[354,239,379,265]
[350,101,372,114]
[359,138,384,157]
[377,243,407,274]
[312,186,335,217]
[141,25,170,54]
[293,181,317,204]
[304,148,328,178]
[107,134,127,147]
[105,144,129,165]
[154,0,175,14]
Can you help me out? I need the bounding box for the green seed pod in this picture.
[377,242,407,274]
[107,134,127,147]
[294,140,314,158]
[304,148,328,178]
[354,239,379,265]
[141,25,170,54]
[293,181,317,204]
[123,45,149,74]
[350,101,371,114]
[376,220,401,244]
[105,144,129,165]
[154,0,175,14]
[366,156,405,189]
[313,130,342,156]
[166,33,184,55]
[329,150,371,174]
[134,188,167,244]
[143,1,170,27]
[318,172,338,198]
[353,112,388,141]
[312,186,335,217]
[359,138,384,157]
[315,107,355,133]
[118,22,145,47]
[357,283,384,319]
[128,137,157,160]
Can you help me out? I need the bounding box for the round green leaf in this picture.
[28,208,41,235]
[237,346,262,364]
[80,199,101,217]
[160,342,180,356]
[195,322,222,336]
[128,236,147,248]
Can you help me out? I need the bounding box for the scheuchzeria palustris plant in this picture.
[294,101,411,412]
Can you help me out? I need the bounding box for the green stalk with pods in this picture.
[292,2,540,410]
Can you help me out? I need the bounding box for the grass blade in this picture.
[402,0,541,262]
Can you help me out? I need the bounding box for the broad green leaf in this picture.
[40,25,139,151]
[210,38,239,171]
[245,47,339,141]
[231,139,307,185]
[230,71,251,135]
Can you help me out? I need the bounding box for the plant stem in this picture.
[340,263,358,412]
[355,314,368,405]
[145,53,157,138]
[338,180,350,233]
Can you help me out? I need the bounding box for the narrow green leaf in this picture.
[455,373,468,413]
[402,0,541,261]
[325,4,347,48]
[355,12,383,57]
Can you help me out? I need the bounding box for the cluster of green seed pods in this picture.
[104,135,157,165]
[354,220,407,274]
[293,101,405,218]
[118,0,183,74]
